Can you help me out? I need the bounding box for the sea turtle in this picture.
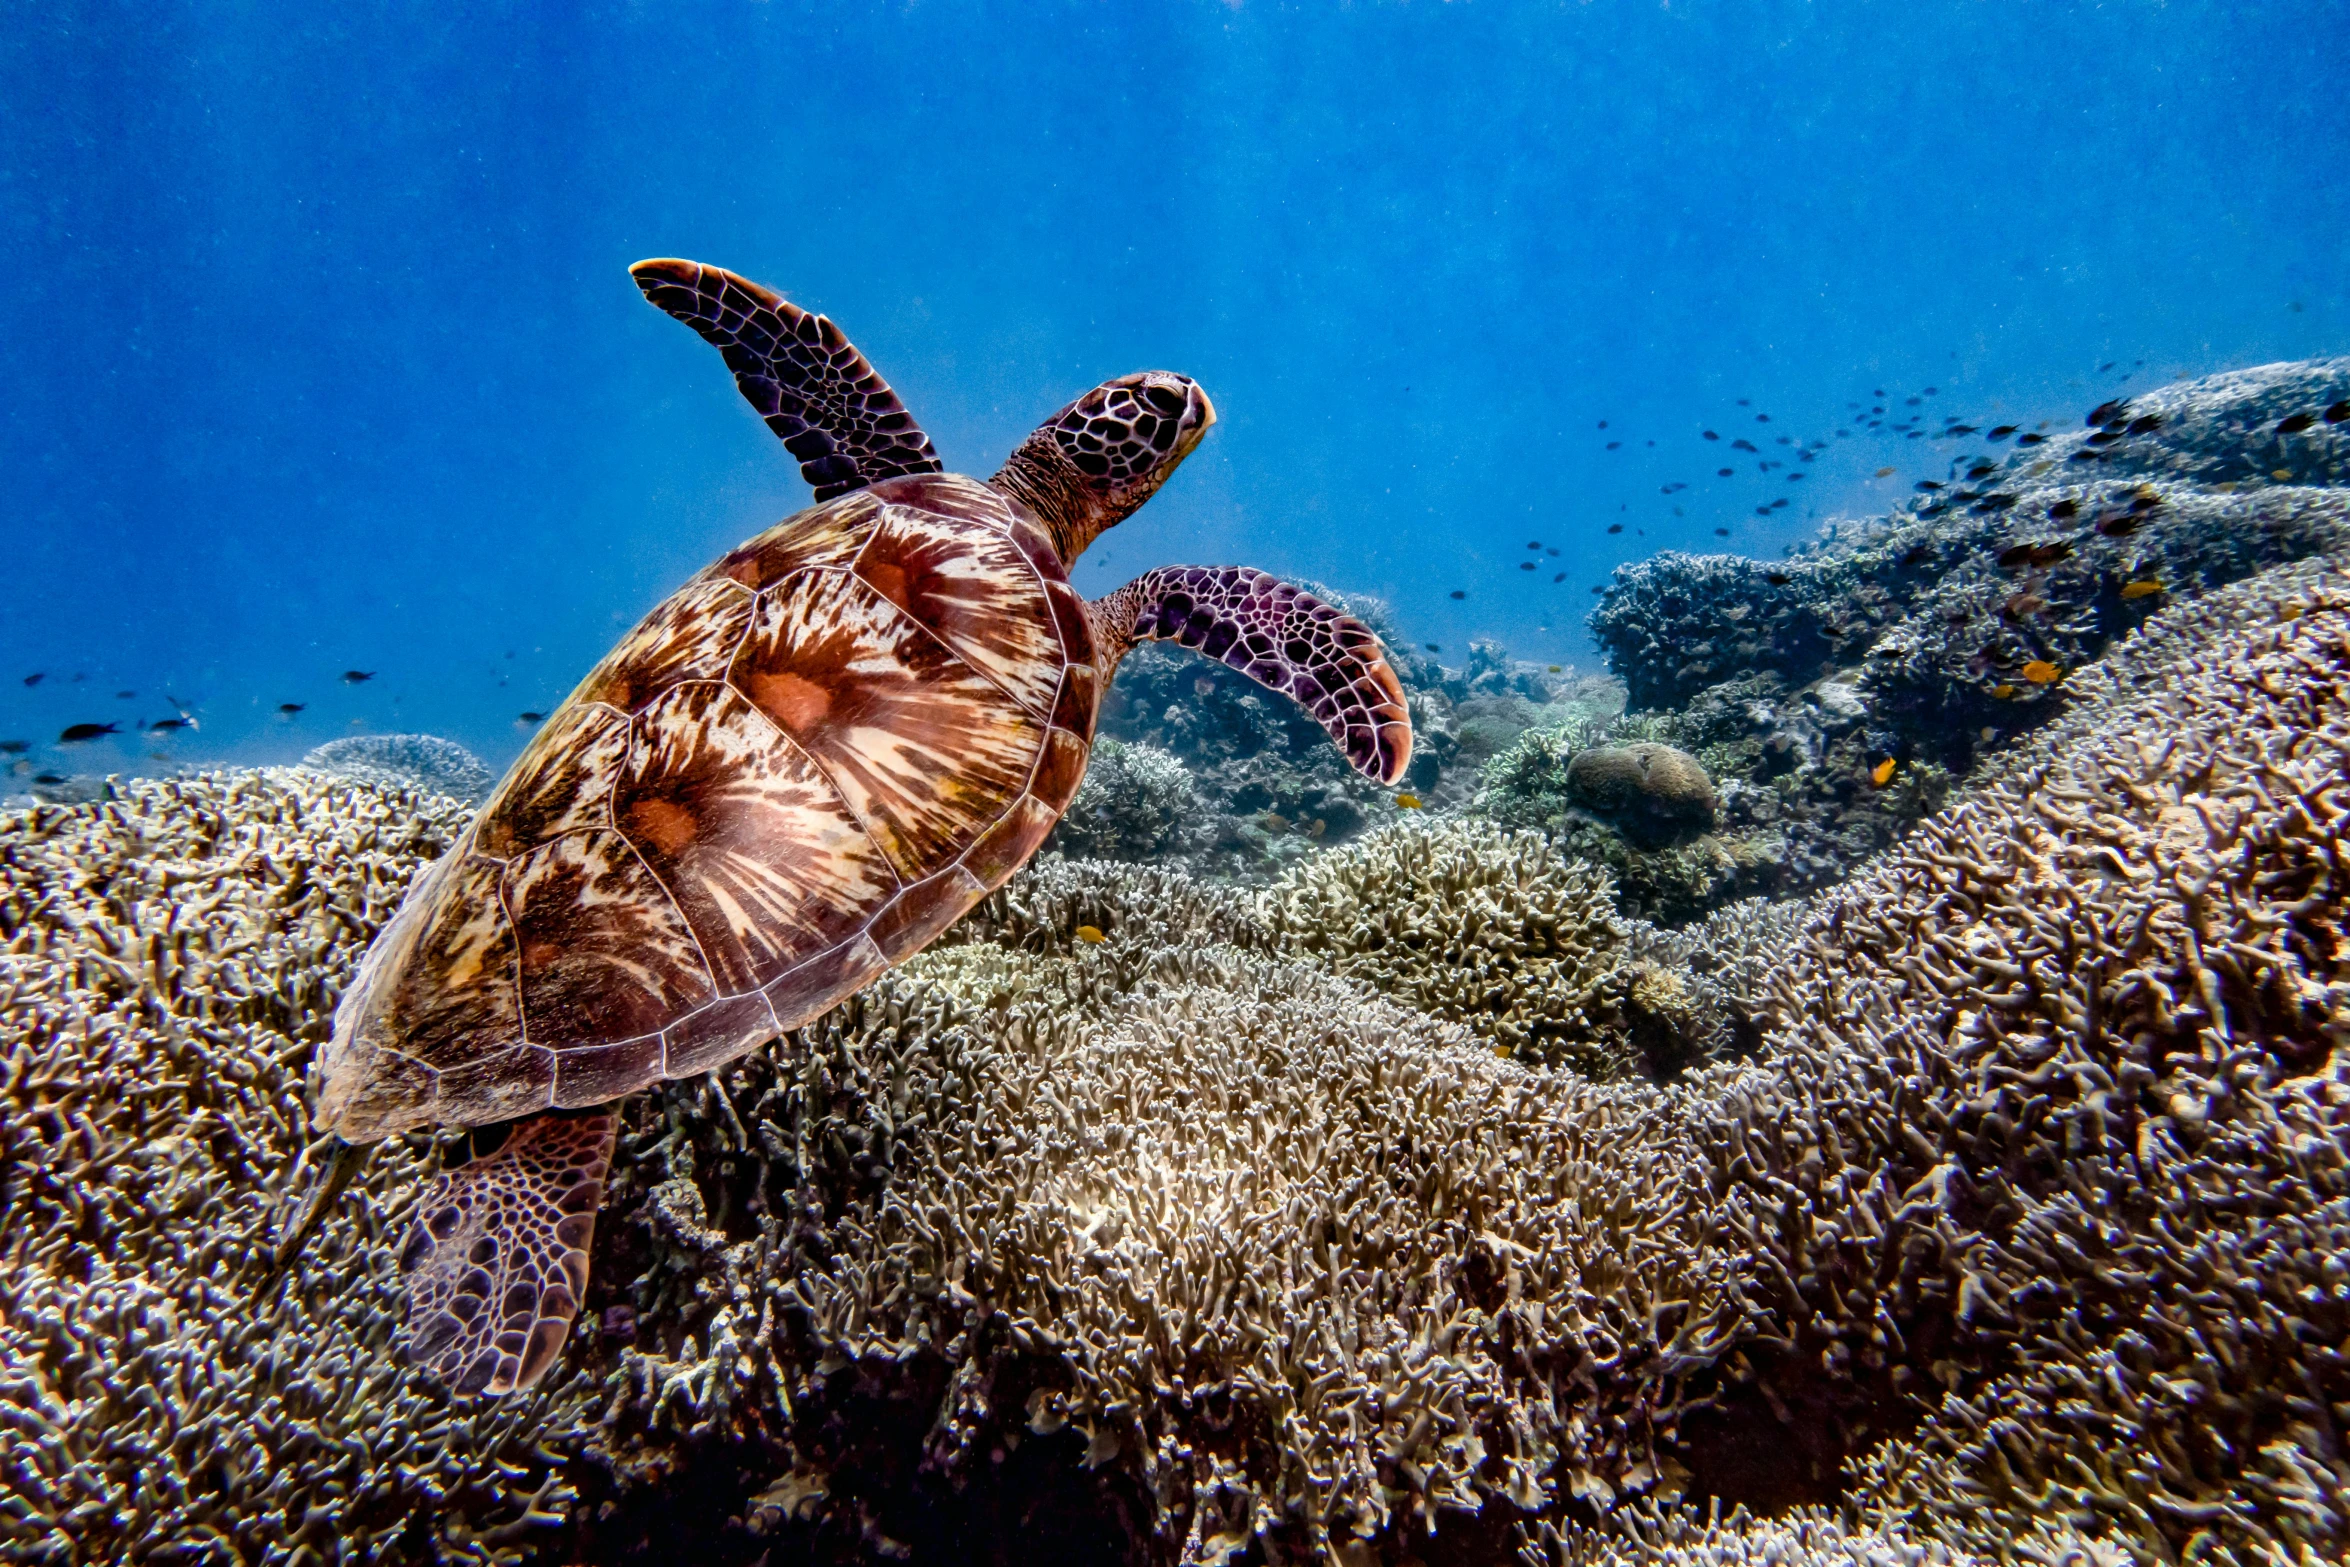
[288,259,1413,1397]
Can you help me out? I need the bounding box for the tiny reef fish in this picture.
[0,740,27,754]
[2276,412,2315,434]
[1870,758,1897,787]
[59,722,117,741]
[2021,660,2063,684]
[1874,467,1895,477]
[1394,793,1423,809]
[342,670,376,683]
[519,711,546,723]
[1074,925,1106,944]
[277,703,305,715]
[2120,580,2163,600]
[1992,683,2019,699]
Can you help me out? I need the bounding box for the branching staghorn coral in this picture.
[1261,819,1637,1072]
[0,769,600,1563]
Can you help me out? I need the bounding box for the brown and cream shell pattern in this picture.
[322,472,1099,1141]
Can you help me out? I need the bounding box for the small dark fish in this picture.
[2095,514,2143,538]
[2127,414,2162,435]
[1915,480,1944,492]
[342,670,376,683]
[2002,592,2048,619]
[1660,482,1687,494]
[1947,425,1977,435]
[2048,499,2079,520]
[2325,401,2349,424]
[59,722,117,742]
[1988,425,2018,439]
[1731,439,1757,452]
[22,673,42,686]
[1589,585,1604,594]
[2068,449,2103,463]
[114,689,135,699]
[1606,440,1621,450]
[2087,429,2126,446]
[1718,467,1734,477]
[1449,589,1466,600]
[1922,386,1938,395]
[1972,494,2017,513]
[1546,547,1559,555]
[2015,432,2047,446]
[1526,540,1542,550]
[1737,398,1751,406]
[1598,420,1608,429]
[1997,542,2038,569]
[278,703,305,715]
[2031,542,2073,567]
[34,773,65,785]
[1607,523,1624,534]
[519,711,546,723]
[0,740,26,754]
[1552,571,1566,583]
[1768,497,1789,510]
[1786,472,1805,482]
[1765,571,1792,585]
[1424,643,1441,652]
[2086,399,2129,427]
[1703,430,1720,441]
[2276,412,2315,435]
[1966,462,1998,479]
[1755,413,1771,422]
[1715,527,1730,536]
[1519,561,1536,571]
[2099,362,2115,373]
[145,717,191,733]
[2129,492,2163,513]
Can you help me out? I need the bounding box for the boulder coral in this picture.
[1563,743,1718,847]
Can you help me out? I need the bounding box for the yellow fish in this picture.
[1874,466,1896,478]
[1394,793,1423,809]
[2021,660,2063,684]
[1547,664,1563,673]
[1870,757,1897,787]
[1992,683,2019,699]
[1074,925,1106,945]
[2272,468,2293,481]
[2120,580,2163,600]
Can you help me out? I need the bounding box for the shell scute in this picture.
[436,1044,556,1127]
[616,680,898,994]
[731,569,1047,880]
[711,492,879,590]
[576,577,757,714]
[868,865,990,962]
[662,991,782,1078]
[958,794,1059,889]
[505,830,715,1052]
[854,504,1062,717]
[762,932,891,1033]
[474,704,631,861]
[551,1033,664,1110]
[391,853,523,1074]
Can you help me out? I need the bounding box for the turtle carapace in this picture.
[290,259,1414,1397]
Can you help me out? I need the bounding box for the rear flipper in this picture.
[1092,567,1413,786]
[400,1107,618,1397]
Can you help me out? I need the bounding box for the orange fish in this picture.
[1074,925,1106,944]
[1395,793,1423,809]
[2021,660,2062,684]
[1870,758,1897,787]
[2120,580,2162,600]
[1992,683,2019,699]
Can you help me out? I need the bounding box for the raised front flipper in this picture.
[630,258,944,500]
[400,1107,618,1397]
[1092,567,1413,786]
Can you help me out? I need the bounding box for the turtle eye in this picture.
[1144,384,1187,416]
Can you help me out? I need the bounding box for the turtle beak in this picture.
[1194,384,1217,431]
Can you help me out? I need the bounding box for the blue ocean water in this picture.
[3,1,2344,774]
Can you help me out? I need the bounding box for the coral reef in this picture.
[1579,358,2350,911]
[1261,818,1636,1071]
[1044,739,1205,865]
[302,732,495,804]
[1680,553,2350,1561]
[0,769,596,1562]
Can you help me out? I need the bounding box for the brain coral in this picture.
[1564,744,1718,847]
[0,769,598,1562]
[1261,818,1637,1071]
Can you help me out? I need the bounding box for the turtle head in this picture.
[990,371,1216,566]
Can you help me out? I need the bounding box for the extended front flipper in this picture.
[400,1107,618,1396]
[1091,567,1413,786]
[630,258,944,500]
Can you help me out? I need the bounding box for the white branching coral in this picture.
[0,770,597,1562]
